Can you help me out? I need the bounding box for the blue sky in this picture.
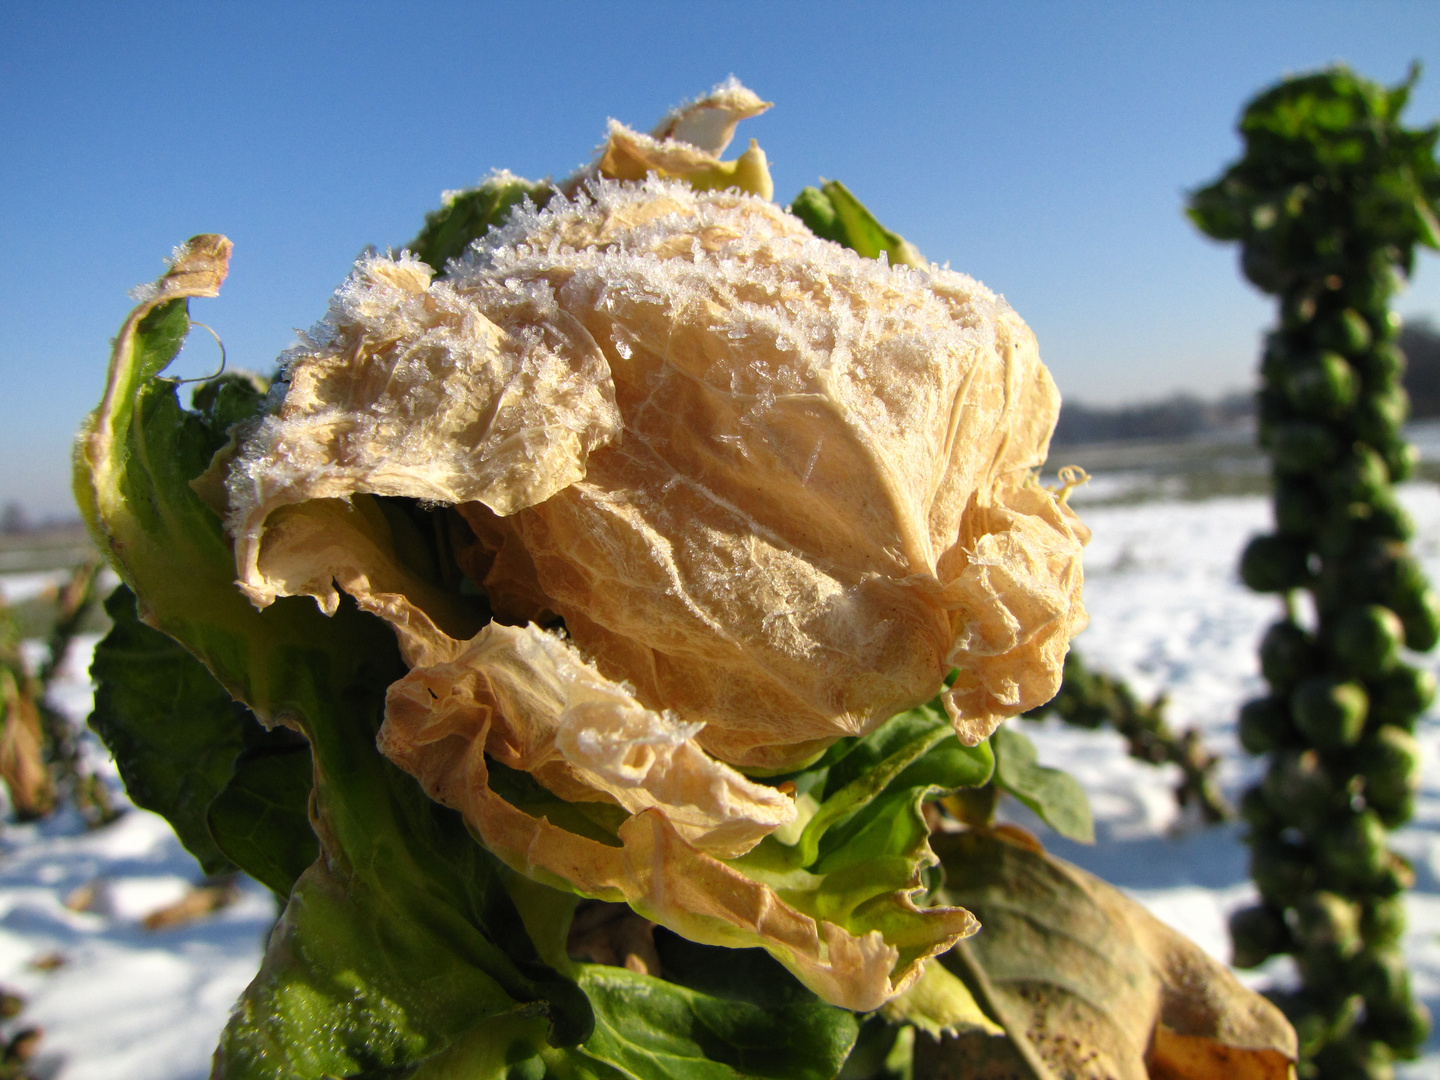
[3,1,1440,518]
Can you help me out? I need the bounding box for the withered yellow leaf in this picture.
[928,830,1296,1080]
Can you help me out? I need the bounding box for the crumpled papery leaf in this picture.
[384,643,987,1011]
[381,619,795,858]
[219,114,1087,1010]
[228,179,1087,763]
[225,251,622,611]
[650,77,772,155]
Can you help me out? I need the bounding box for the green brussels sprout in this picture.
[1316,499,1410,562]
[1292,891,1362,955]
[1315,308,1374,355]
[1261,334,1293,382]
[1398,587,1440,652]
[1240,791,1281,842]
[1367,665,1436,729]
[1256,386,1294,446]
[1357,726,1421,811]
[1243,243,1291,293]
[1285,350,1358,416]
[1261,620,1320,692]
[1273,421,1340,473]
[1326,444,1391,505]
[1229,904,1291,968]
[1359,897,1406,950]
[1291,676,1369,750]
[1280,292,1318,329]
[1372,792,1416,831]
[1351,493,1414,544]
[1354,342,1406,384]
[1251,836,1316,908]
[1354,947,1413,1014]
[1296,940,1355,992]
[1241,534,1313,593]
[1328,605,1405,677]
[1310,1032,1395,1080]
[1339,266,1396,313]
[1382,441,1417,483]
[1275,479,1326,536]
[1239,696,1296,754]
[1372,851,1416,899]
[1364,997,1430,1059]
[1344,539,1414,609]
[1263,748,1339,832]
[1269,987,1361,1059]
[1319,809,1389,888]
[1350,383,1409,448]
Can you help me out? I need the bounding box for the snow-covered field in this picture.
[5,487,1440,1077]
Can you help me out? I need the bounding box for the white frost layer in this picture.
[2,487,1440,1075]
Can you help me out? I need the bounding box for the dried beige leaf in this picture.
[0,669,53,820]
[380,620,794,857]
[221,95,1087,1010]
[142,878,240,931]
[225,251,621,607]
[591,77,774,200]
[649,77,772,155]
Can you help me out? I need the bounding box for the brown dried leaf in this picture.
[0,670,53,820]
[142,878,240,931]
[247,497,486,667]
[380,620,795,856]
[591,79,775,200]
[378,624,951,1011]
[924,830,1296,1080]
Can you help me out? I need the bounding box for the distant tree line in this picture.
[1400,319,1440,420]
[1052,319,1440,445]
[1051,391,1255,445]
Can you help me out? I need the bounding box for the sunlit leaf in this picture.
[992,725,1094,844]
[789,180,925,267]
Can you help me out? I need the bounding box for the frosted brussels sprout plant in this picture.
[78,82,1296,1078]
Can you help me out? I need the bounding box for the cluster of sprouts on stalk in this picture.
[1191,64,1440,1080]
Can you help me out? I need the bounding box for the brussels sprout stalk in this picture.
[1191,64,1440,1077]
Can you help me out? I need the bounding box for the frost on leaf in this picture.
[220,163,1086,1009]
[225,252,621,608]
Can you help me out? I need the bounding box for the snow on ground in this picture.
[5,487,1440,1076]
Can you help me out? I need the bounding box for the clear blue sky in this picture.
[3,1,1440,518]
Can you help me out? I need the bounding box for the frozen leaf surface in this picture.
[218,168,1087,1009]
[230,179,1087,766]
